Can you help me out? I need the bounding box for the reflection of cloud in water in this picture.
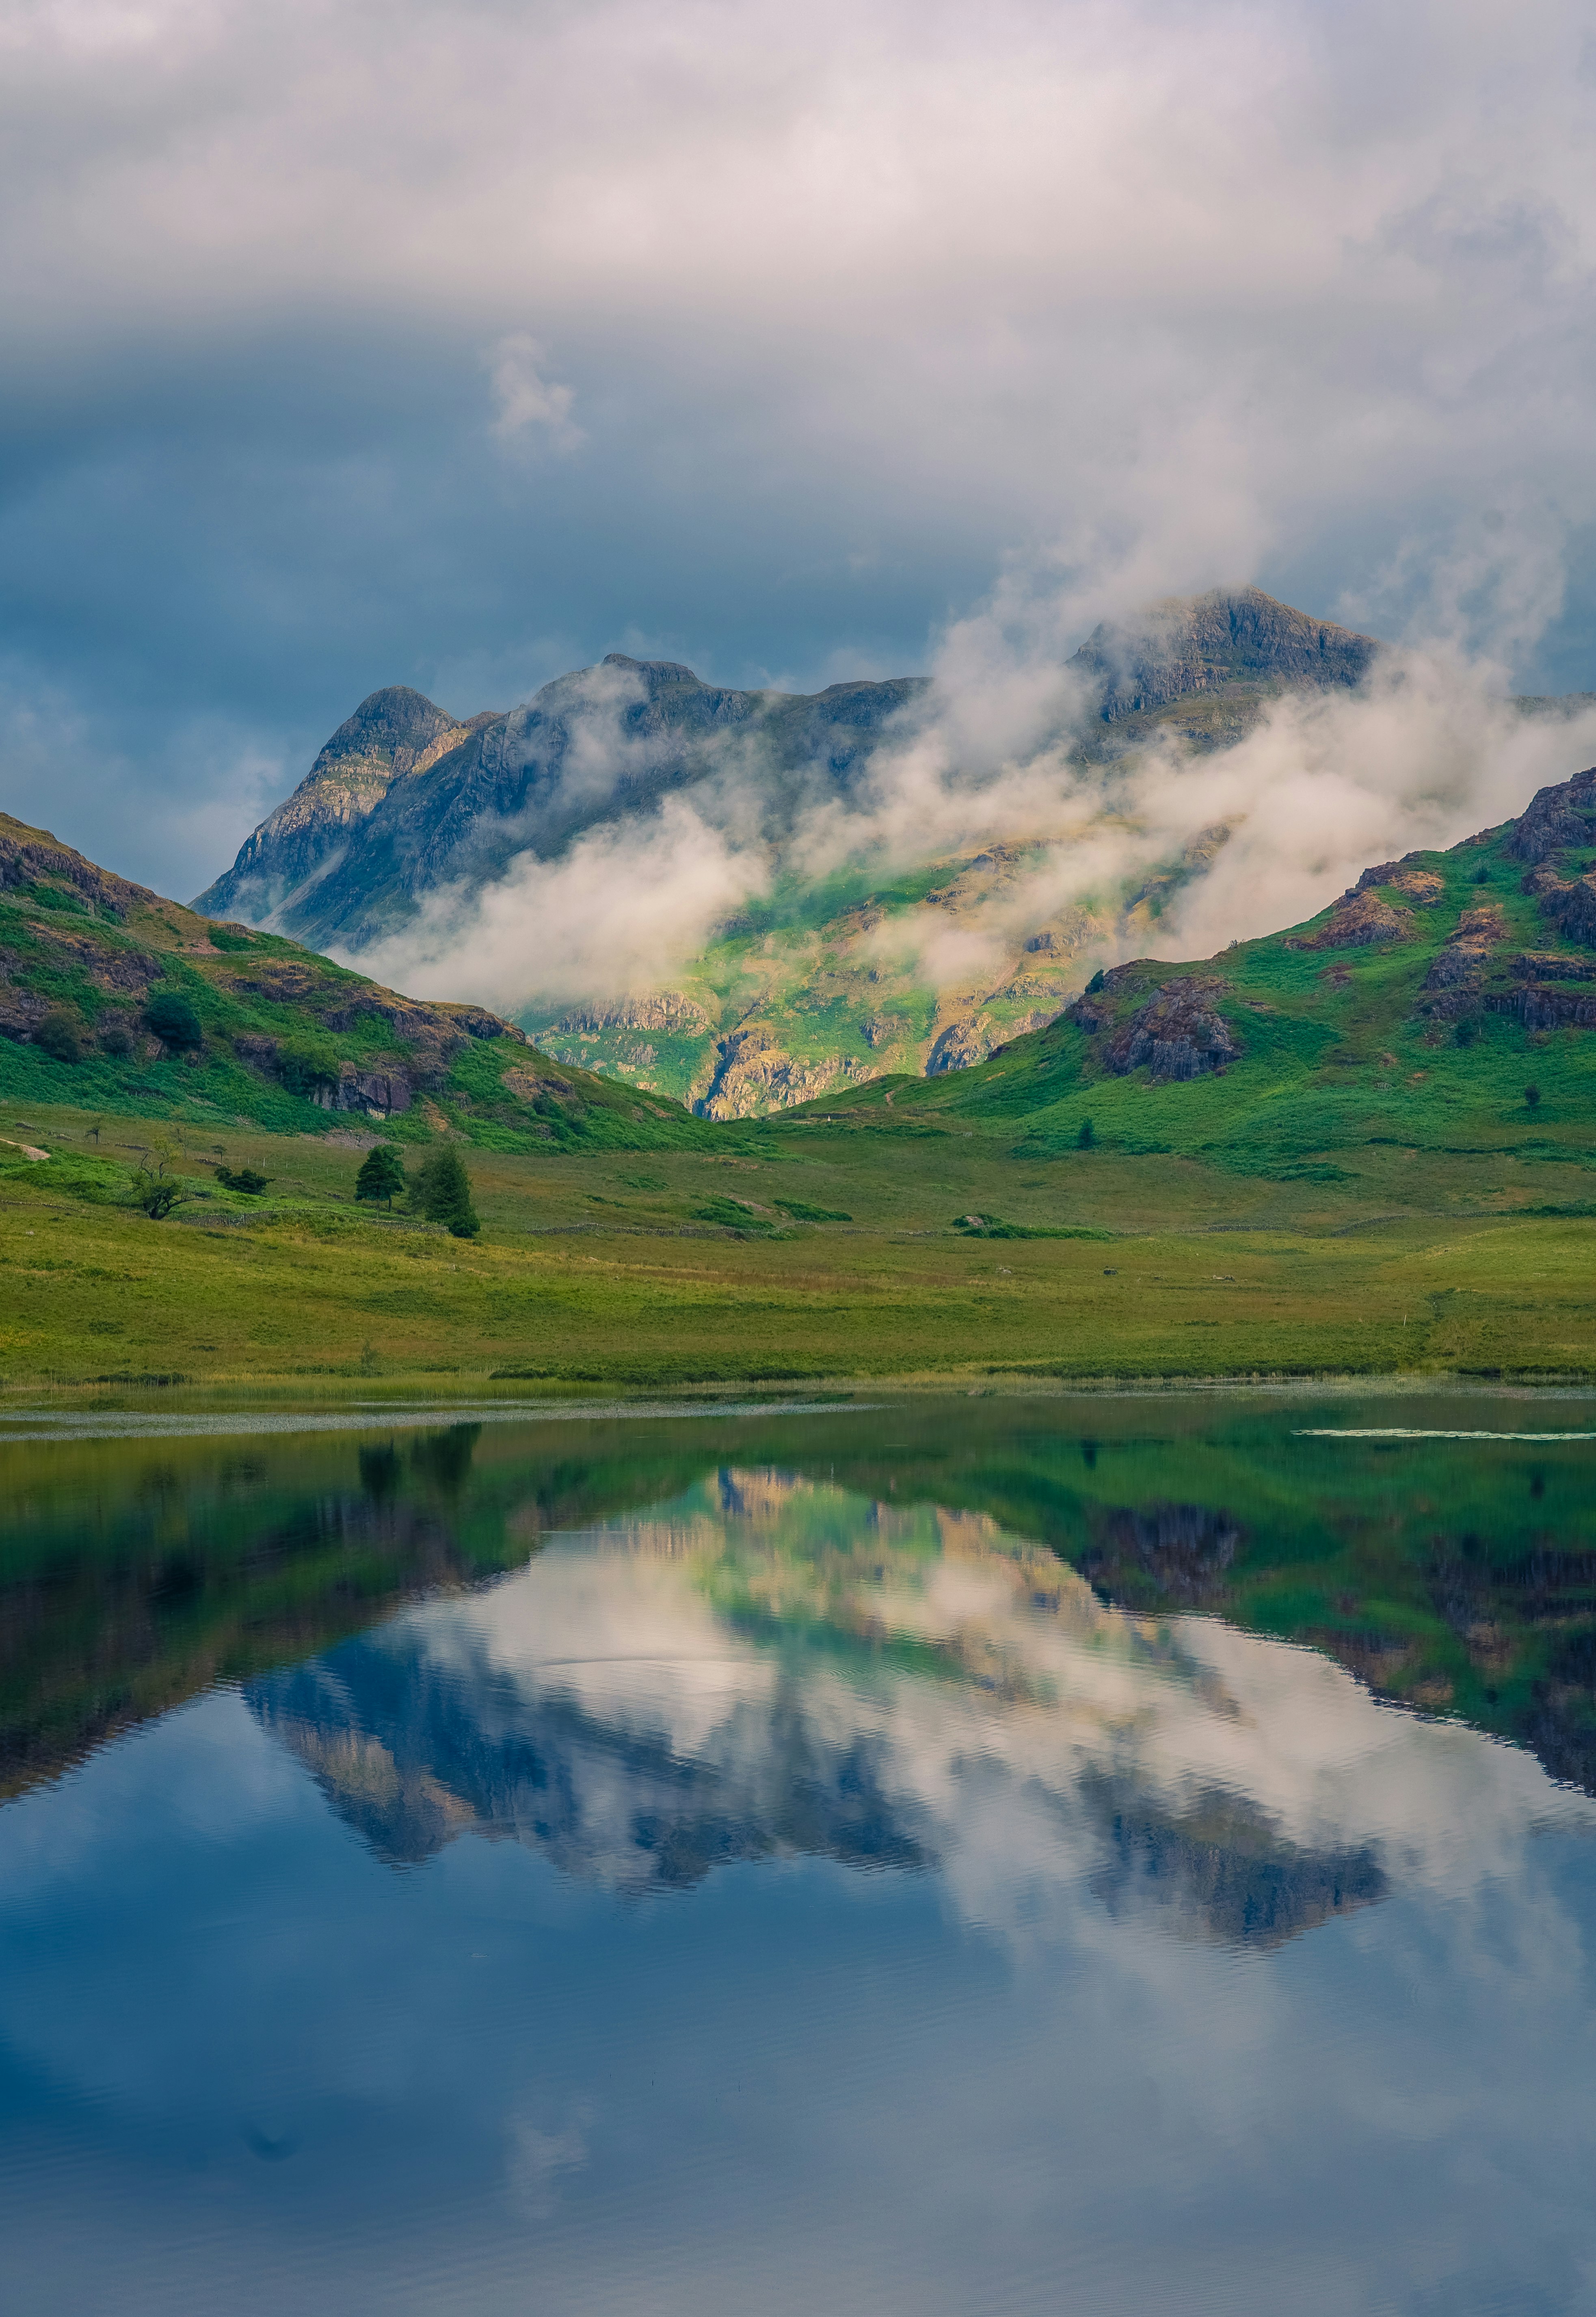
[250,1471,1593,1949]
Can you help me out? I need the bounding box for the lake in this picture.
[2,1387,1595,2315]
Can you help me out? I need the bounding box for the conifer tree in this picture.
[355,1143,408,1209]
[413,1144,479,1237]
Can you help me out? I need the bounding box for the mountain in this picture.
[197,657,929,948]
[0,808,702,1148]
[193,589,1384,1115]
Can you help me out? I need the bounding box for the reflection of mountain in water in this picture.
[247,1470,1417,1950]
[255,1650,926,1883]
[1083,1774,1384,1950]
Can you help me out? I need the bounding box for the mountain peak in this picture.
[601,654,705,686]
[1071,586,1380,722]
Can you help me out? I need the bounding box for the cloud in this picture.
[352,792,766,1010]
[486,334,580,451]
[4,0,1596,892]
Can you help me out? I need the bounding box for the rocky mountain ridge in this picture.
[194,586,1393,1116]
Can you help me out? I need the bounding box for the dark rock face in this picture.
[1091,976,1240,1080]
[1069,585,1378,723]
[1507,764,1596,863]
[1418,903,1505,1020]
[926,1017,993,1074]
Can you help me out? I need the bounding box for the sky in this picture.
[4,0,1596,898]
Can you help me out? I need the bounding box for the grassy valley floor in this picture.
[2,1090,1593,1390]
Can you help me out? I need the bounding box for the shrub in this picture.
[1453,1016,1479,1047]
[1077,1118,1096,1149]
[32,1008,82,1063]
[98,1017,134,1057]
[412,1145,480,1237]
[355,1144,408,1209]
[1525,1083,1542,1108]
[215,1165,270,1194]
[145,989,203,1049]
[1472,865,1492,885]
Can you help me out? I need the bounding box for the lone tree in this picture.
[355,1143,408,1209]
[1077,1118,1095,1149]
[413,1145,480,1238]
[130,1143,189,1220]
[145,988,203,1050]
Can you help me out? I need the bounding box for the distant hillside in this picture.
[790,761,1596,1193]
[195,587,1391,1118]
[0,811,705,1150]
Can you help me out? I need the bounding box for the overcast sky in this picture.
[4,0,1596,895]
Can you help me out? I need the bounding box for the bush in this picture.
[99,1017,134,1057]
[215,1165,270,1194]
[145,989,203,1049]
[32,1008,82,1063]
[1077,1118,1095,1149]
[412,1145,480,1237]
[1454,1016,1479,1047]
[1525,1083,1542,1109]
[355,1144,407,1208]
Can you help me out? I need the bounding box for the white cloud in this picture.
[486,333,580,451]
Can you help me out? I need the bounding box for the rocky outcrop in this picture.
[554,992,711,1037]
[693,1025,864,1119]
[926,1016,994,1075]
[0,811,157,923]
[1355,859,1445,905]
[1418,903,1506,1018]
[1293,889,1416,949]
[1507,765,1596,863]
[1068,973,1240,1081]
[1536,869,1596,948]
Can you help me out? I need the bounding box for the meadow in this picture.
[2,1081,1592,1391]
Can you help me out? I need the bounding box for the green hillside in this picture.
[1,766,1594,1390]
[0,809,712,1155]
[779,775,1596,1199]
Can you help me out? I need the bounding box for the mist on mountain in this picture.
[194,584,1596,1112]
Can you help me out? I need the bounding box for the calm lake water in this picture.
[3,1389,1596,2315]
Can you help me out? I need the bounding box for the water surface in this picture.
[3,1391,1595,2314]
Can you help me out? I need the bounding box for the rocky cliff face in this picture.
[194,687,497,925]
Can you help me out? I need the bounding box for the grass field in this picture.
[2,1083,1593,1389]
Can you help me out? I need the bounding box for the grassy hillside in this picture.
[787,787,1596,1194]
[1,772,1594,1389]
[0,809,713,1154]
